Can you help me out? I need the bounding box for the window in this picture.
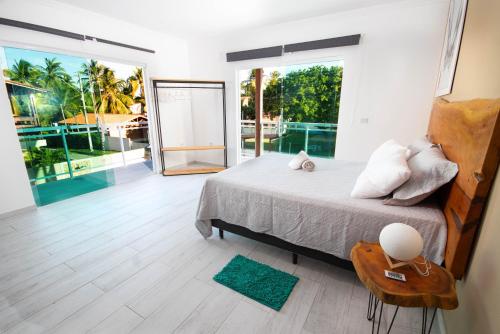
[239,60,343,161]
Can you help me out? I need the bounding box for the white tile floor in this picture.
[0,173,442,333]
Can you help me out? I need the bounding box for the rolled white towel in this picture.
[301,159,315,172]
[288,150,310,170]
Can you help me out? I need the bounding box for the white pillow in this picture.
[407,136,440,158]
[351,140,412,198]
[384,147,458,206]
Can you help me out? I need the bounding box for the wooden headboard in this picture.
[428,98,500,279]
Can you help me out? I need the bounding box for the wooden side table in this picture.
[351,241,458,334]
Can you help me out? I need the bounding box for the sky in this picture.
[99,60,139,80]
[1,47,139,81]
[2,47,86,78]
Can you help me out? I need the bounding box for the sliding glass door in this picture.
[1,46,151,205]
[239,60,342,161]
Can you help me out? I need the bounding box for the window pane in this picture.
[239,61,343,161]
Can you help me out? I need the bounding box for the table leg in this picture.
[422,307,437,334]
[367,293,375,321]
[367,293,380,321]
[370,295,379,334]
[387,305,399,333]
[375,301,384,334]
[367,293,400,334]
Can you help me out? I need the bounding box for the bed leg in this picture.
[292,253,298,264]
[219,228,224,239]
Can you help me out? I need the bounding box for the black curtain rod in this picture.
[284,34,361,53]
[0,17,155,54]
[226,34,361,62]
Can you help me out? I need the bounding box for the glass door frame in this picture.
[0,39,158,168]
[0,40,158,206]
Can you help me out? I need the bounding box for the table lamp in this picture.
[379,223,430,276]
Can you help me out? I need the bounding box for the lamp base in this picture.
[383,253,429,276]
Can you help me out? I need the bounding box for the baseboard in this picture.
[437,309,447,334]
[0,205,36,220]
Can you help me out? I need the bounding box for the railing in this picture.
[241,120,337,155]
[17,125,101,181]
[17,122,150,183]
[241,120,280,137]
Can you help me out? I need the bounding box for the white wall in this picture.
[187,0,450,165]
[0,0,190,77]
[445,0,500,101]
[190,88,226,165]
[157,88,194,168]
[0,0,191,214]
[441,0,500,332]
[159,87,226,168]
[0,0,450,214]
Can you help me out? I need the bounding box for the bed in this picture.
[196,155,448,263]
[195,99,500,279]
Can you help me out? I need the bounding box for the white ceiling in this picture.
[53,0,408,37]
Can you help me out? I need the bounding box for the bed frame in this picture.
[213,99,500,279]
[212,219,354,270]
[428,98,500,278]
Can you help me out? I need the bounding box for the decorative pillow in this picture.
[384,147,458,206]
[351,140,412,198]
[407,136,440,158]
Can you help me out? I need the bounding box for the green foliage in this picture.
[37,58,67,90]
[5,56,146,126]
[80,60,101,111]
[240,65,343,123]
[282,65,342,123]
[263,71,283,120]
[96,67,134,114]
[5,59,40,83]
[240,69,256,120]
[5,58,86,125]
[9,95,22,116]
[67,132,103,150]
[45,132,103,150]
[85,64,135,115]
[125,67,146,113]
[25,147,67,167]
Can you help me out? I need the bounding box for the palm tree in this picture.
[131,67,144,93]
[81,60,102,82]
[32,58,85,125]
[37,58,67,90]
[4,59,39,85]
[80,61,107,147]
[96,67,134,114]
[125,67,146,113]
[4,60,41,120]
[80,60,103,107]
[51,80,82,118]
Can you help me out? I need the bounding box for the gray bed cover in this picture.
[195,154,447,264]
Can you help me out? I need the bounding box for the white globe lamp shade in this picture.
[379,223,423,262]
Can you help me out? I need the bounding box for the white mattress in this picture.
[195,154,447,263]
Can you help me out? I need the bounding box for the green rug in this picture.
[213,255,299,311]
